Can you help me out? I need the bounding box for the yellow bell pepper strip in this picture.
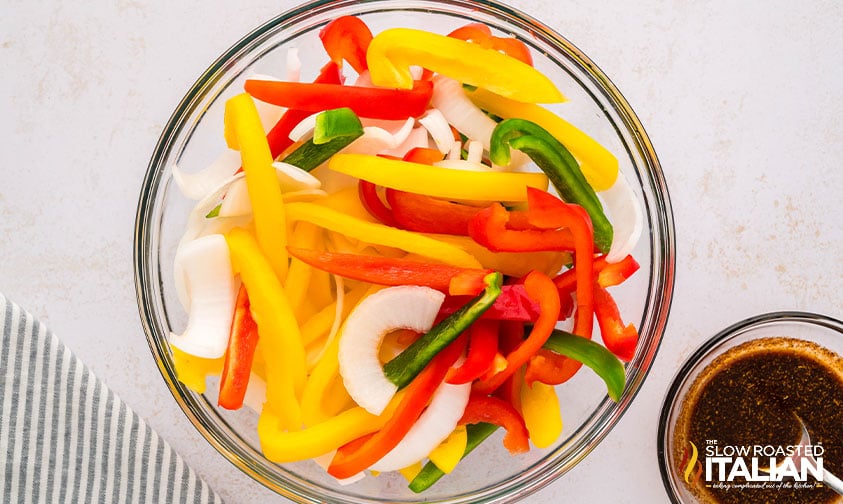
[490,119,613,253]
[258,394,402,463]
[328,153,548,202]
[225,228,306,429]
[467,87,618,191]
[170,345,223,394]
[383,272,502,388]
[284,201,482,268]
[366,28,564,104]
[520,382,563,448]
[224,93,289,280]
[408,422,498,493]
[427,425,468,474]
[284,222,322,319]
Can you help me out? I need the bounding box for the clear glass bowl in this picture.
[134,0,675,502]
[657,312,843,503]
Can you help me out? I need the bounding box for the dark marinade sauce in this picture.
[683,339,843,504]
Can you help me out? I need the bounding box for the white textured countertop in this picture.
[2,1,841,502]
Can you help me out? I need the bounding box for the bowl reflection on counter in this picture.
[134,0,675,502]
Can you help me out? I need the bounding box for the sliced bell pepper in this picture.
[225,228,306,430]
[529,329,626,401]
[281,107,364,171]
[171,345,223,394]
[439,284,540,322]
[427,425,468,474]
[366,28,563,103]
[218,284,260,410]
[447,23,533,66]
[358,180,396,226]
[286,246,492,293]
[446,319,499,384]
[468,202,576,252]
[458,394,529,454]
[520,381,562,448]
[284,201,482,268]
[224,94,289,280]
[490,118,613,253]
[593,284,639,362]
[468,87,618,191]
[328,153,549,202]
[386,188,480,236]
[383,272,502,388]
[265,62,343,160]
[432,234,570,279]
[553,254,640,295]
[327,336,464,479]
[473,271,560,394]
[244,79,433,120]
[408,422,498,493]
[319,15,373,73]
[402,147,446,164]
[522,188,594,338]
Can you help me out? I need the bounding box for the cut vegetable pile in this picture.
[169,16,644,493]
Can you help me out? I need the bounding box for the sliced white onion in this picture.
[272,161,322,191]
[433,159,492,172]
[338,286,445,415]
[409,65,425,80]
[431,76,496,150]
[169,234,235,359]
[342,117,415,156]
[466,140,484,163]
[369,380,471,472]
[353,70,373,87]
[171,149,241,200]
[418,108,454,154]
[602,172,644,263]
[288,112,320,142]
[380,126,431,158]
[218,178,252,217]
[218,163,320,218]
[242,372,267,413]
[286,48,302,82]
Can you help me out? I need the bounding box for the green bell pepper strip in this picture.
[383,272,503,388]
[408,422,498,493]
[490,118,613,253]
[282,107,363,171]
[541,329,626,402]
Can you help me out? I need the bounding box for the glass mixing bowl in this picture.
[134,0,675,502]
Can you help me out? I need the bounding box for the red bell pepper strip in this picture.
[448,23,533,66]
[218,285,260,410]
[319,16,373,74]
[523,188,594,338]
[264,62,342,160]
[358,180,396,226]
[491,321,526,411]
[458,394,529,454]
[468,202,576,252]
[473,271,560,394]
[446,319,499,384]
[554,254,640,295]
[439,284,540,321]
[593,284,639,362]
[524,348,581,386]
[286,247,492,293]
[327,336,465,479]
[244,79,434,120]
[386,188,480,236]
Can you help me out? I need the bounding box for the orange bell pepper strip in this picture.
[225,228,306,429]
[447,23,533,66]
[218,284,260,410]
[473,271,560,394]
[225,93,289,281]
[327,336,465,479]
[366,28,564,103]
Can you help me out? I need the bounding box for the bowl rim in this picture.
[656,310,843,503]
[134,0,676,502]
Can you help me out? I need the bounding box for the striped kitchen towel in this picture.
[0,293,223,504]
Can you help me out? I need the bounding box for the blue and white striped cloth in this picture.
[0,293,223,503]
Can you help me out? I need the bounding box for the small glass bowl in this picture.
[134,0,675,502]
[658,312,843,503]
